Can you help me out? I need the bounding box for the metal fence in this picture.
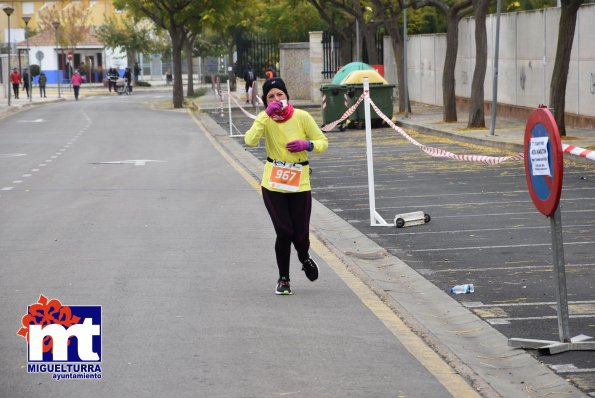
[321,29,385,80]
[322,31,342,80]
[235,33,308,80]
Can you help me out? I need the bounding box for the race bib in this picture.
[268,162,302,192]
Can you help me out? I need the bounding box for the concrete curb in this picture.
[193,106,587,398]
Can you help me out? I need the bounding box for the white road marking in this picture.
[418,262,595,274]
[17,118,44,123]
[0,153,27,158]
[31,169,39,172]
[392,224,595,236]
[91,160,166,166]
[463,300,595,308]
[1,187,14,191]
[550,364,595,373]
[12,180,22,184]
[405,241,595,252]
[22,174,32,177]
[486,314,595,325]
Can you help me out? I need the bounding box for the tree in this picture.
[412,0,473,122]
[202,0,260,93]
[306,0,355,66]
[467,0,490,128]
[313,0,383,64]
[38,4,92,52]
[96,16,155,67]
[549,0,585,136]
[370,0,408,113]
[114,0,214,108]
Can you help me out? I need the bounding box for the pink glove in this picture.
[286,140,312,152]
[265,101,283,117]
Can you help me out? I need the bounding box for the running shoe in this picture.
[275,277,292,295]
[301,258,319,281]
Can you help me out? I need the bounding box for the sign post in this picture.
[509,106,594,354]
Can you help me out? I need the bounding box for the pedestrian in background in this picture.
[108,67,118,93]
[134,62,141,82]
[123,67,132,94]
[265,66,276,79]
[38,72,47,98]
[243,65,256,104]
[244,78,329,295]
[10,68,21,99]
[71,69,82,100]
[22,70,30,99]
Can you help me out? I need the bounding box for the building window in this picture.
[22,2,35,15]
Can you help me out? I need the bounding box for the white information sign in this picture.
[530,137,551,176]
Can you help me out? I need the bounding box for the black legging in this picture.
[262,187,312,280]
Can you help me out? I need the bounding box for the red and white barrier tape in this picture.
[368,98,524,165]
[321,93,365,132]
[562,144,595,162]
[228,93,257,120]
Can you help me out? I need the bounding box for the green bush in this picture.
[135,80,151,87]
[30,64,40,77]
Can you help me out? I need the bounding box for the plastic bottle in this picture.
[450,284,474,294]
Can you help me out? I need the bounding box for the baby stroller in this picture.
[116,78,128,95]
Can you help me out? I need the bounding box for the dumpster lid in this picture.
[341,69,388,85]
[320,83,346,89]
[331,62,374,84]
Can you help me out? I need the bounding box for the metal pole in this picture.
[364,78,376,226]
[227,80,232,136]
[4,7,14,106]
[52,21,61,98]
[23,16,32,102]
[403,9,409,118]
[550,207,571,342]
[356,19,360,62]
[489,0,502,136]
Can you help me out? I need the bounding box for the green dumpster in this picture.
[342,70,394,127]
[319,83,348,131]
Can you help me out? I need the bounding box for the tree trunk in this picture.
[443,14,460,122]
[385,23,406,113]
[186,37,195,97]
[549,0,582,136]
[170,28,185,108]
[467,0,489,128]
[227,43,236,92]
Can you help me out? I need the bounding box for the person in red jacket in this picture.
[10,68,21,99]
[71,70,83,100]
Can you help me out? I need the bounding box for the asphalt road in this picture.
[0,92,478,397]
[213,105,595,396]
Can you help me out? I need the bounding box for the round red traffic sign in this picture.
[67,52,73,61]
[524,107,563,216]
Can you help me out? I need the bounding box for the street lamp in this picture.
[51,20,61,98]
[22,15,32,102]
[3,6,14,106]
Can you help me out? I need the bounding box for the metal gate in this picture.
[235,33,308,79]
